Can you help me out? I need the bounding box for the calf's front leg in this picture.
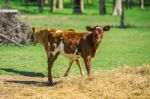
[83,56,91,75]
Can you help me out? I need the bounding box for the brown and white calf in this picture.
[47,25,110,85]
[31,28,84,77]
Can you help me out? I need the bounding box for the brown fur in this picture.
[31,28,54,56]
[31,28,84,79]
[31,28,77,56]
[47,25,110,85]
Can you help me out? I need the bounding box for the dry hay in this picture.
[0,64,150,99]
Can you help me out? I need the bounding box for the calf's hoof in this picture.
[81,72,84,76]
[63,73,68,77]
[47,82,54,86]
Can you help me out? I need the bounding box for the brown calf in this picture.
[31,28,84,77]
[47,25,110,85]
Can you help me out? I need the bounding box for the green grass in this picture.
[0,1,150,77]
[0,28,149,77]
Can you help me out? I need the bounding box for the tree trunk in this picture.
[45,0,48,4]
[126,0,133,9]
[113,0,116,8]
[38,0,44,13]
[141,0,144,9]
[25,0,29,8]
[5,0,9,3]
[120,1,125,28]
[50,0,56,12]
[99,0,106,15]
[73,0,84,13]
[57,0,63,9]
[113,0,116,13]
[113,0,122,16]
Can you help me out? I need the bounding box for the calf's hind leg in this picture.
[64,60,74,77]
[75,59,84,76]
[64,59,84,77]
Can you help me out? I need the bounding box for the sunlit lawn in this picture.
[0,1,150,77]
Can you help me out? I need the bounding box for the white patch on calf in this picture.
[51,37,81,60]
[58,40,64,51]
[74,48,78,54]
[53,43,57,48]
[96,27,103,32]
[51,39,65,56]
[56,30,63,33]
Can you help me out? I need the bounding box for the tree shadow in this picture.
[19,9,39,14]
[0,68,45,77]
[111,24,149,29]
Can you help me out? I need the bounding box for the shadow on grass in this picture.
[19,9,39,14]
[6,80,62,86]
[0,68,45,77]
[6,80,47,86]
[110,24,150,29]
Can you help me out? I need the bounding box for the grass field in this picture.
[0,6,150,76]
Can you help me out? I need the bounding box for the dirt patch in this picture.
[0,65,150,99]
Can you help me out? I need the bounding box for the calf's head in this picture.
[31,27,51,45]
[86,25,110,43]
[31,27,41,45]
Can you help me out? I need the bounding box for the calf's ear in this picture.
[86,26,93,31]
[32,27,35,32]
[32,27,40,33]
[103,25,110,31]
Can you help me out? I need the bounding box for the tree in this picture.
[141,0,144,9]
[38,0,44,13]
[113,0,122,16]
[113,0,125,28]
[25,0,29,8]
[57,0,63,9]
[120,1,125,28]
[73,0,84,13]
[45,0,48,4]
[50,0,56,12]
[125,0,133,9]
[5,0,9,3]
[113,0,116,12]
[99,0,106,15]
